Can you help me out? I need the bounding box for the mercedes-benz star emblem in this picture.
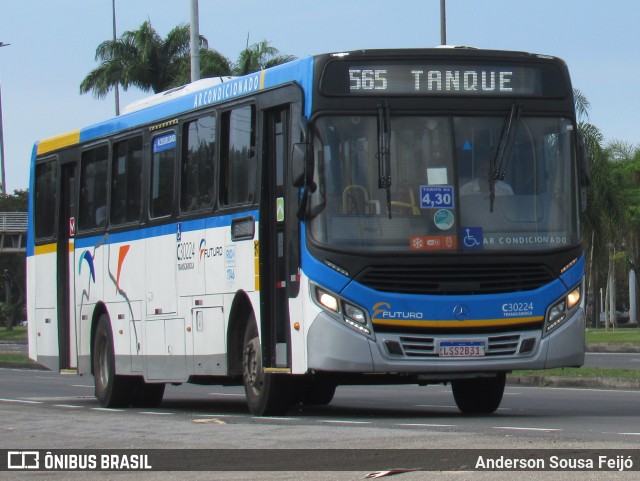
[453,304,470,321]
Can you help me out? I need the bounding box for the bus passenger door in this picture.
[259,107,292,370]
[57,161,76,370]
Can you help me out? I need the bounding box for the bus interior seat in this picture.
[343,185,371,214]
[390,187,420,215]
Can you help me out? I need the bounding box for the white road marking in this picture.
[0,398,43,404]
[251,417,298,421]
[494,426,562,432]
[320,420,372,425]
[397,423,455,428]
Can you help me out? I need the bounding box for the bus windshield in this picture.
[308,114,579,253]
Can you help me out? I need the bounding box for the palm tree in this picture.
[80,21,232,98]
[234,40,295,75]
[574,89,625,325]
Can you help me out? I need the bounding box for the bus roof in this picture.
[35,55,315,156]
[34,47,566,157]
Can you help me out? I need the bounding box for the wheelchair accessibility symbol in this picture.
[462,227,483,249]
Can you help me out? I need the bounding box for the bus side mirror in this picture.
[292,142,315,220]
[291,143,310,187]
[292,116,314,187]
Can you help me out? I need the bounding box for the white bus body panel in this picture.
[29,251,59,370]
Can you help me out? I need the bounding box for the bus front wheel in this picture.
[93,314,133,408]
[451,373,506,415]
[242,316,293,416]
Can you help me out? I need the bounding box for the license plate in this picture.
[439,341,485,357]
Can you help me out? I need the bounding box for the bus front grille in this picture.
[357,263,555,295]
[397,334,523,358]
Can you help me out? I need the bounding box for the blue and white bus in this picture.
[27,48,588,415]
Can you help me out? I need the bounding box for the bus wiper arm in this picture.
[377,102,392,218]
[490,103,521,211]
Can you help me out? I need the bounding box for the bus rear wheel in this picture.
[451,373,506,415]
[93,314,134,408]
[242,316,293,416]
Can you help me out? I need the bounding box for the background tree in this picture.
[0,190,28,329]
[575,89,626,325]
[606,141,640,317]
[80,21,232,98]
[234,39,295,75]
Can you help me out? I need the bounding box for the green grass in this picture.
[586,327,640,345]
[0,352,32,364]
[0,326,27,341]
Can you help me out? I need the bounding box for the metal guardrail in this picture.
[0,212,27,253]
[0,212,27,232]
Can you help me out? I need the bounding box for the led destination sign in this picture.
[321,62,559,97]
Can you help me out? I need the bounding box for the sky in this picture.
[1,0,639,192]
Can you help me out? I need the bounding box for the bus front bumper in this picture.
[306,309,585,377]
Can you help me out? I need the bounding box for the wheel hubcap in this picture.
[243,338,263,393]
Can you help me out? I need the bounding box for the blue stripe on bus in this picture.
[304,231,585,324]
[299,224,352,294]
[78,57,315,145]
[26,144,38,257]
[68,210,260,251]
[261,56,315,118]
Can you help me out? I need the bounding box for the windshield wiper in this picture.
[377,102,392,218]
[490,103,522,211]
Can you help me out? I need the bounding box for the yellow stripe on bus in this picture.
[34,243,57,255]
[254,240,260,291]
[37,130,81,155]
[259,70,266,90]
[372,316,544,329]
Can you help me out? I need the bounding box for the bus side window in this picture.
[150,131,177,219]
[111,136,143,225]
[220,105,256,207]
[181,115,216,213]
[78,145,109,231]
[34,158,57,240]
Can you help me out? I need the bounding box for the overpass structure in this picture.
[0,212,27,253]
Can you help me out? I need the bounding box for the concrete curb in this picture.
[508,375,640,390]
[0,361,48,370]
[587,343,640,353]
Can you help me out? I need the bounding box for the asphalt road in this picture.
[583,352,640,369]
[2,367,640,480]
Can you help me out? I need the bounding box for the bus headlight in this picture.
[317,289,339,312]
[544,284,581,335]
[344,303,366,325]
[312,284,372,337]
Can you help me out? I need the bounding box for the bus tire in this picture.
[242,315,293,416]
[130,379,165,408]
[93,314,133,408]
[451,373,506,415]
